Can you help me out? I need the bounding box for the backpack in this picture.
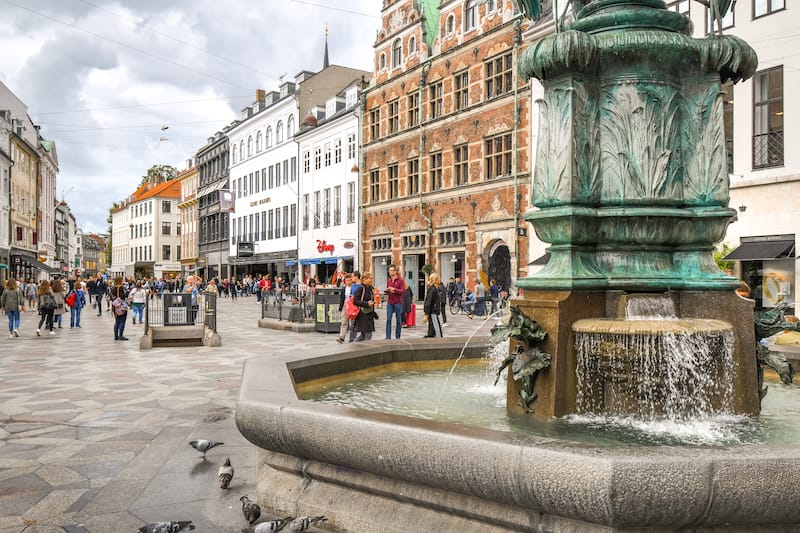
[112,297,129,316]
[344,296,359,320]
[41,292,56,312]
[65,290,76,308]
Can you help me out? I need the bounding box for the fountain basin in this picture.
[236,338,800,531]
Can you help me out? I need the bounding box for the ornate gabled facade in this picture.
[196,129,230,280]
[362,0,541,299]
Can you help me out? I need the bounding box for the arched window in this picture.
[379,53,386,70]
[256,131,262,152]
[276,121,284,144]
[392,38,402,68]
[408,36,416,55]
[265,127,272,148]
[287,115,295,138]
[465,0,477,30]
[446,14,455,35]
[247,136,253,157]
[239,141,245,159]
[232,144,238,163]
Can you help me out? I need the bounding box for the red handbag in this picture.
[344,297,359,320]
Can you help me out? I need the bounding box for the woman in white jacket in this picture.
[128,281,149,324]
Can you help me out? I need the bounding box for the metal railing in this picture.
[260,289,315,323]
[144,292,216,334]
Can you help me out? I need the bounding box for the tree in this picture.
[139,164,178,186]
[714,243,735,274]
[106,202,118,266]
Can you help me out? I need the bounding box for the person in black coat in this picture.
[352,272,376,341]
[423,272,443,338]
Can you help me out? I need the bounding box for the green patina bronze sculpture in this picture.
[754,304,797,401]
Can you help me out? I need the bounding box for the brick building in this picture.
[361,0,537,300]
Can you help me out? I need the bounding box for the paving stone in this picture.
[35,465,86,487]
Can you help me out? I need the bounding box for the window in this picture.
[722,81,734,173]
[379,53,386,70]
[162,245,171,261]
[407,92,419,127]
[268,210,274,239]
[485,132,513,179]
[276,121,284,143]
[303,151,311,173]
[454,144,469,186]
[162,201,171,213]
[315,147,322,169]
[465,0,477,30]
[256,131,262,152]
[283,160,289,185]
[370,169,381,203]
[282,206,289,237]
[334,185,341,225]
[276,161,283,185]
[255,170,261,192]
[666,0,690,16]
[303,193,309,230]
[334,139,342,163]
[446,14,455,35]
[266,127,272,147]
[407,159,419,195]
[347,134,357,159]
[240,141,244,159]
[455,71,469,111]
[347,182,356,223]
[388,99,399,133]
[269,166,274,188]
[429,152,442,191]
[247,136,253,157]
[324,143,332,166]
[754,0,784,18]
[752,66,783,169]
[232,144,238,163]
[486,52,513,99]
[370,107,381,140]
[388,163,399,199]
[176,222,181,236]
[429,82,443,119]
[323,188,331,227]
[290,203,296,236]
[291,156,297,181]
[706,5,733,32]
[275,206,281,238]
[287,115,295,138]
[392,39,402,68]
[409,36,416,55]
[314,191,321,228]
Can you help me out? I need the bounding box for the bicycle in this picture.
[449,296,465,315]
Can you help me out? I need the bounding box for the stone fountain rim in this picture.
[235,337,800,529]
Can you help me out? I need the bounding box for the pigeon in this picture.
[241,517,293,533]
[138,521,195,533]
[218,457,234,489]
[240,495,261,525]
[288,516,327,532]
[189,439,223,459]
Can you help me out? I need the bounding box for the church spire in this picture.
[323,23,330,69]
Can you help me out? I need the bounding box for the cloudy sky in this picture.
[0,0,381,233]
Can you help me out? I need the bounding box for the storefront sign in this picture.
[316,240,334,255]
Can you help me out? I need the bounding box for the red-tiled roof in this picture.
[113,178,181,212]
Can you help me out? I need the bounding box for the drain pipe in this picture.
[418,61,433,270]
[512,16,523,287]
[358,77,368,273]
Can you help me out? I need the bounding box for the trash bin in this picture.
[314,288,342,333]
[164,293,193,325]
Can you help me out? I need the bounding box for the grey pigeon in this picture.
[288,516,327,532]
[218,457,234,489]
[241,517,293,533]
[240,495,261,525]
[189,439,223,458]
[138,521,195,533]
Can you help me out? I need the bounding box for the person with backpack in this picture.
[1,278,25,338]
[65,282,86,328]
[110,277,129,341]
[36,279,57,336]
[51,279,66,329]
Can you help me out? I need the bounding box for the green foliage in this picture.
[421,264,433,275]
[106,202,118,266]
[140,164,178,186]
[714,243,735,272]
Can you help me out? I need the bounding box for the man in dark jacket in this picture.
[95,276,108,316]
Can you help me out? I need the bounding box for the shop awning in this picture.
[0,263,7,269]
[723,240,795,261]
[300,258,321,265]
[285,260,297,266]
[529,253,550,266]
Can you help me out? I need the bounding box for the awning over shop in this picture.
[197,180,227,197]
[529,253,550,266]
[300,255,352,266]
[11,252,58,272]
[300,258,321,265]
[285,260,297,267]
[723,240,795,261]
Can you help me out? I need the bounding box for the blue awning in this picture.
[300,258,321,265]
[323,257,338,264]
[285,260,297,266]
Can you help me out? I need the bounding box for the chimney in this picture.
[256,89,266,102]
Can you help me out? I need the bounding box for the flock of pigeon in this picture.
[136,439,327,533]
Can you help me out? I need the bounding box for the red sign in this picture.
[316,240,334,255]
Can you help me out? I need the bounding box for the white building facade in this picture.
[296,83,361,284]
[0,110,11,283]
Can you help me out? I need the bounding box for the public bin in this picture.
[314,288,342,333]
[164,293,194,325]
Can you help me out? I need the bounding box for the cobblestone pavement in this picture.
[0,294,500,532]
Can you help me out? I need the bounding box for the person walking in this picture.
[110,277,129,340]
[489,278,501,315]
[385,264,406,340]
[423,272,443,338]
[336,274,355,344]
[1,278,25,338]
[436,277,448,327]
[25,278,37,310]
[352,272,376,342]
[86,276,97,309]
[95,275,108,316]
[469,278,487,319]
[67,282,87,328]
[52,279,66,329]
[128,281,147,324]
[36,279,56,336]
